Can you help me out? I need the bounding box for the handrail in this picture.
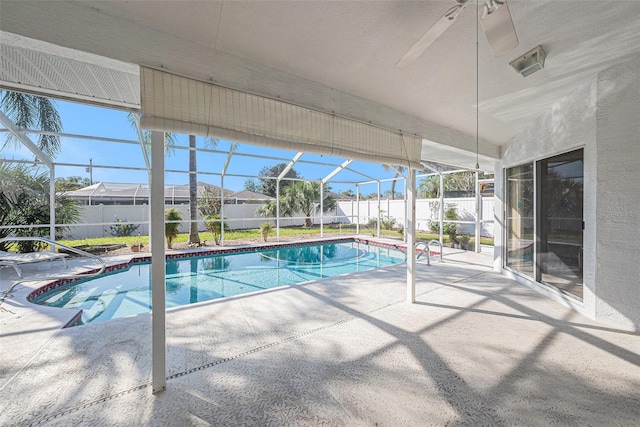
[427,240,443,265]
[416,240,443,266]
[0,236,106,281]
[416,241,429,259]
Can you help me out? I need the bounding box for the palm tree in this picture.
[264,180,335,227]
[1,91,66,248]
[187,135,221,246]
[164,208,182,249]
[0,163,80,252]
[257,198,278,219]
[382,164,406,200]
[1,91,63,158]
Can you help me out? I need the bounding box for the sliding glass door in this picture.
[537,149,584,298]
[505,149,584,299]
[506,164,534,277]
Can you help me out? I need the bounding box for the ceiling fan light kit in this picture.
[509,45,546,77]
[479,0,519,57]
[396,0,518,68]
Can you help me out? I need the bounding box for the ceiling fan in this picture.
[396,0,518,68]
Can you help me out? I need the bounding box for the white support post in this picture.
[407,169,416,303]
[377,181,381,238]
[276,179,280,242]
[150,131,166,394]
[439,174,444,246]
[49,166,56,250]
[475,171,481,253]
[403,177,408,243]
[350,199,354,229]
[356,184,360,235]
[221,175,225,247]
[320,181,324,237]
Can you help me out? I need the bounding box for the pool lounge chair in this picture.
[0,250,68,279]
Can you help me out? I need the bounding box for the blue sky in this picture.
[1,98,408,196]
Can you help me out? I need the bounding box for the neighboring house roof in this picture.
[229,190,273,201]
[327,192,354,201]
[64,182,234,203]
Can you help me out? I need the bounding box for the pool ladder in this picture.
[416,240,443,266]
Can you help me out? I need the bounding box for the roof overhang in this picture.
[3,1,638,170]
[0,31,140,110]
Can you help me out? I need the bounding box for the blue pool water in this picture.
[32,241,405,324]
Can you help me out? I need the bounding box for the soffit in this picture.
[0,31,139,109]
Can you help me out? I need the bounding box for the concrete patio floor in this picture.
[1,248,639,426]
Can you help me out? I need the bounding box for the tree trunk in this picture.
[390,171,400,200]
[188,135,200,245]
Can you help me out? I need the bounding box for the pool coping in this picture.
[24,236,412,327]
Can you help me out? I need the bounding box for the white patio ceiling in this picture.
[1,1,639,170]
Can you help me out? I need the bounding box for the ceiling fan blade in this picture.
[396,3,468,68]
[480,0,519,57]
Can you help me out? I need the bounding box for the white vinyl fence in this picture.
[336,197,494,237]
[65,203,346,239]
[64,197,494,239]
[65,204,268,239]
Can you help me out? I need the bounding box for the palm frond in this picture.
[127,112,177,155]
[0,92,62,158]
[1,91,36,151]
[203,137,219,150]
[1,91,36,128]
[163,131,178,150]
[36,96,63,157]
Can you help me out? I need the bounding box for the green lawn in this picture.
[58,224,358,247]
[58,224,493,248]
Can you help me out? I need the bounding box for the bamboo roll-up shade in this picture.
[140,67,422,168]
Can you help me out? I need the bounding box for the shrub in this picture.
[380,217,396,231]
[429,205,458,244]
[106,216,139,237]
[458,234,471,250]
[198,187,223,217]
[260,222,272,242]
[165,208,182,248]
[204,214,229,245]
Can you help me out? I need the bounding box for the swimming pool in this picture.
[31,240,405,325]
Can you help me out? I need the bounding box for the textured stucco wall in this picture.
[496,56,640,331]
[595,57,640,331]
[496,78,598,319]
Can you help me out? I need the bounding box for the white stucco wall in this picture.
[594,57,640,331]
[495,56,640,331]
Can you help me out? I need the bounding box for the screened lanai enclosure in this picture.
[1,95,494,253]
[3,3,640,424]
[1,86,495,395]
